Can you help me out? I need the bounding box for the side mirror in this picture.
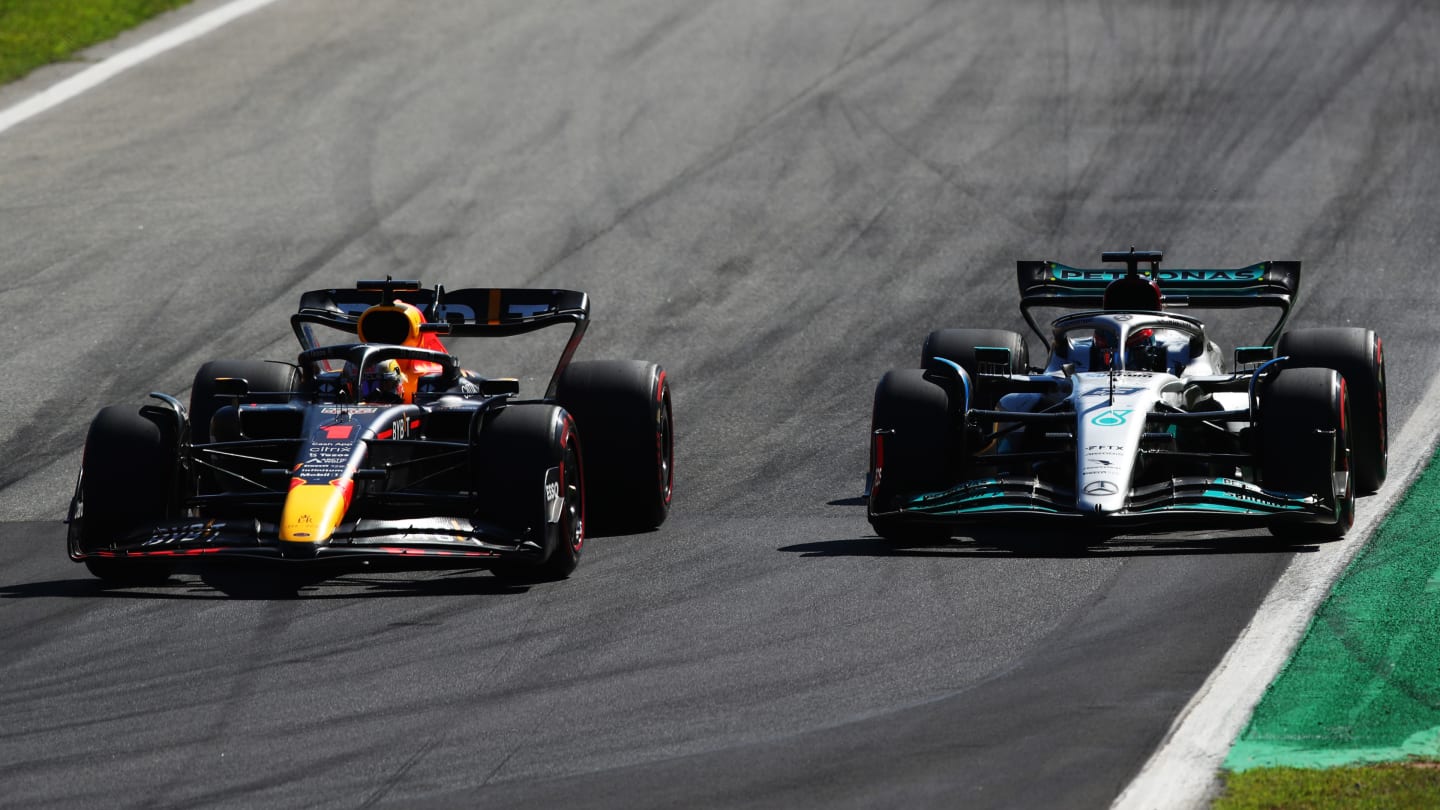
[973,346,1012,376]
[479,378,521,397]
[213,377,250,397]
[1234,346,1274,368]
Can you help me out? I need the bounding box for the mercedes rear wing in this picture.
[1015,257,1300,346]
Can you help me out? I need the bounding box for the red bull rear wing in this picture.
[292,280,590,396]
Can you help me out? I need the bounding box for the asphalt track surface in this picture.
[2,1,1439,808]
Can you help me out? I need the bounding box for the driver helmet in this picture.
[1092,327,1164,371]
[360,359,406,403]
[1122,328,1164,371]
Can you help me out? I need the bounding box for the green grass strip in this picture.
[0,0,194,86]
[1215,762,1440,810]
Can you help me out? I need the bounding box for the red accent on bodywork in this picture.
[93,546,498,559]
[333,478,354,509]
[375,419,421,441]
[655,369,672,506]
[1375,337,1386,456]
[561,412,584,552]
[404,302,448,376]
[1338,377,1348,468]
[372,546,497,558]
[92,548,223,558]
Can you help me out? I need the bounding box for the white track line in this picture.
[0,0,284,136]
[1113,373,1440,810]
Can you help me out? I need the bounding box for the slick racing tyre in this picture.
[868,368,956,543]
[555,360,673,535]
[475,404,585,582]
[921,328,1029,410]
[1260,367,1355,540]
[76,405,181,585]
[1275,327,1386,493]
[189,360,302,444]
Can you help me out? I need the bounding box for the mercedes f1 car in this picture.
[868,249,1386,542]
[68,279,674,586]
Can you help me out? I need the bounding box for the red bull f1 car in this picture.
[868,249,1386,542]
[68,279,674,586]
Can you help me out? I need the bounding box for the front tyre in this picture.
[75,405,180,585]
[1261,367,1354,540]
[475,404,585,582]
[868,369,956,543]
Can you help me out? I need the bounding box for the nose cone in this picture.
[280,482,353,544]
[1077,479,1126,514]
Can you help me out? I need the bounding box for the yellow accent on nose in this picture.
[280,484,350,543]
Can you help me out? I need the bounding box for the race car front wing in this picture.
[66,515,545,570]
[876,474,1342,532]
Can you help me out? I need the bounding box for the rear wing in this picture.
[292,280,590,396]
[1016,259,1300,346]
[294,280,589,336]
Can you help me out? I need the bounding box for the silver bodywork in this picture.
[872,310,1343,531]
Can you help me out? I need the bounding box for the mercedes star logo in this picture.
[1084,480,1119,496]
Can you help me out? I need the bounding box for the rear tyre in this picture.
[921,328,1029,409]
[1260,367,1354,540]
[475,404,585,582]
[189,360,301,444]
[868,369,956,543]
[1275,328,1386,493]
[555,360,673,535]
[77,405,180,585]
